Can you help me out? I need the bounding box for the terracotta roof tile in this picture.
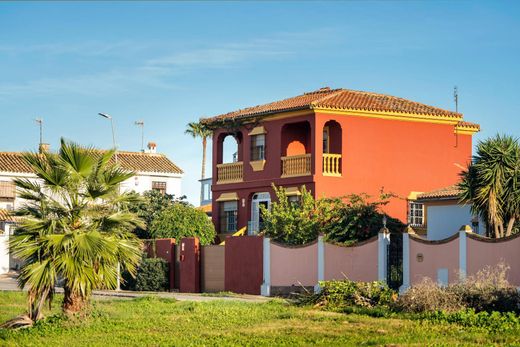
[201,87,464,125]
[417,185,462,200]
[456,121,480,131]
[0,209,16,222]
[0,151,183,175]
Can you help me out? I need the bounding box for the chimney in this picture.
[147,142,157,154]
[39,143,50,154]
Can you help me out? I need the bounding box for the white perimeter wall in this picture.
[427,204,485,240]
[0,235,9,275]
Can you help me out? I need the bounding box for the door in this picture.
[249,192,271,235]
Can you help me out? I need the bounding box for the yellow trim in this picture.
[250,160,266,171]
[285,186,301,196]
[216,192,239,202]
[219,226,247,245]
[313,107,461,126]
[407,191,424,200]
[249,126,266,136]
[261,109,314,121]
[454,127,479,135]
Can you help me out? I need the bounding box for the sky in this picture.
[1,1,519,205]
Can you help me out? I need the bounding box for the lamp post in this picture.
[134,120,145,152]
[98,112,121,290]
[98,113,118,163]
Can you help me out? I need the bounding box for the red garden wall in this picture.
[224,236,263,294]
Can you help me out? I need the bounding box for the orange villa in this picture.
[200,87,480,238]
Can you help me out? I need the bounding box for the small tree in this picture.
[261,185,318,245]
[150,203,216,245]
[459,134,520,238]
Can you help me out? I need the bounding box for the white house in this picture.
[416,185,486,240]
[0,142,183,274]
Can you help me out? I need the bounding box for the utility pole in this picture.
[134,120,145,152]
[454,86,459,113]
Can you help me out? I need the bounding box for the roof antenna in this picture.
[453,86,458,113]
[35,118,43,147]
[134,120,145,152]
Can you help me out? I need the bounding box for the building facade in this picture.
[201,87,480,238]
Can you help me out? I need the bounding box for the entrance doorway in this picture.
[249,192,271,235]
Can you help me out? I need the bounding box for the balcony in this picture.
[323,154,342,177]
[217,162,243,184]
[281,154,311,178]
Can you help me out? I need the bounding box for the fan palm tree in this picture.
[8,139,143,325]
[185,121,212,180]
[459,134,520,238]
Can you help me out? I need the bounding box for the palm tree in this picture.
[459,134,520,238]
[7,139,143,325]
[185,122,212,181]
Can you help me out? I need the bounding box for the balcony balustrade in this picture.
[281,154,312,178]
[323,153,342,176]
[217,161,244,184]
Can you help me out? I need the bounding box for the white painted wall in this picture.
[119,173,182,197]
[0,234,9,275]
[426,204,486,240]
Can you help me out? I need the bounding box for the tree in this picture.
[185,121,212,180]
[8,139,143,325]
[261,185,404,245]
[459,134,520,238]
[127,190,187,239]
[149,203,216,245]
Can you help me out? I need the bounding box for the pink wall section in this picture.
[324,240,378,282]
[270,242,318,287]
[409,236,460,285]
[467,236,520,286]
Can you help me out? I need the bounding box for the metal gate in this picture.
[386,232,403,290]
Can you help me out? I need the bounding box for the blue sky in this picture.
[1,1,519,205]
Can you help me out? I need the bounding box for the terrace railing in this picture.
[217,162,244,184]
[323,153,342,176]
[281,154,312,178]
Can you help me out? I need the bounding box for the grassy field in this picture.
[0,291,518,346]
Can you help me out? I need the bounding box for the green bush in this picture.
[150,203,216,245]
[134,257,169,292]
[422,309,520,333]
[299,279,397,310]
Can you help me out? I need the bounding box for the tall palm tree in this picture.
[459,134,520,238]
[185,121,212,181]
[8,139,143,325]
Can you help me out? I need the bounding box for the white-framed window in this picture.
[408,201,424,226]
[323,126,330,153]
[250,134,265,161]
[152,181,167,195]
[220,201,238,233]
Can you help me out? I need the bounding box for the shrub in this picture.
[134,257,169,292]
[300,279,396,310]
[150,203,216,245]
[423,309,520,333]
[396,263,520,314]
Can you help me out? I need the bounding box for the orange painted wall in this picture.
[314,112,473,221]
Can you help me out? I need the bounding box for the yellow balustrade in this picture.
[281,154,312,178]
[323,153,342,176]
[217,162,244,184]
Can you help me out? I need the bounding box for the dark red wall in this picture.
[154,238,176,291]
[225,236,263,294]
[179,237,200,293]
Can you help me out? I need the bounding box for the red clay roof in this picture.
[0,209,16,222]
[201,87,464,125]
[456,121,480,131]
[417,184,462,200]
[0,151,183,175]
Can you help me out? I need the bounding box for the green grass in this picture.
[0,291,519,346]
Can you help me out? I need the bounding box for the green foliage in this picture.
[127,190,187,239]
[459,134,520,237]
[149,203,216,245]
[423,309,520,334]
[9,139,143,320]
[134,258,169,292]
[261,185,318,245]
[261,185,404,245]
[299,279,397,310]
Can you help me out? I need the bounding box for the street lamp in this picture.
[98,113,118,163]
[97,112,121,291]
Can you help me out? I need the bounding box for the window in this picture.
[152,181,167,195]
[323,127,330,153]
[250,134,265,161]
[408,201,424,226]
[220,201,238,233]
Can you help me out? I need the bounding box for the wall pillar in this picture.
[378,230,390,282]
[314,235,325,293]
[399,233,410,293]
[260,237,271,296]
[459,225,471,282]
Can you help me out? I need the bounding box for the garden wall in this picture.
[324,237,378,282]
[201,245,225,292]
